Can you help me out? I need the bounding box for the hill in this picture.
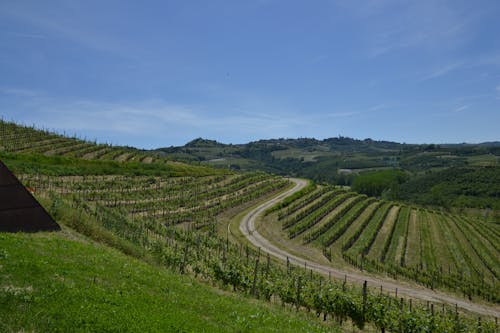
[1,119,498,331]
[3,120,498,212]
[157,137,500,177]
[156,137,500,210]
[0,119,165,165]
[263,183,500,304]
[0,231,333,333]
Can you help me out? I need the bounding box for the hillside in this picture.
[3,120,498,212]
[0,231,334,333]
[1,120,499,332]
[157,136,500,176]
[262,183,500,304]
[156,137,500,211]
[0,120,164,165]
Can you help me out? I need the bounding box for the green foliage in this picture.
[40,194,149,262]
[399,166,500,209]
[351,169,408,198]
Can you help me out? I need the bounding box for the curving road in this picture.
[239,178,500,318]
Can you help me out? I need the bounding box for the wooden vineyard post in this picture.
[222,242,227,263]
[431,303,435,331]
[180,245,189,274]
[251,256,260,297]
[266,253,270,277]
[362,280,367,319]
[296,276,302,311]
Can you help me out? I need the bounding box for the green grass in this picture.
[0,232,339,333]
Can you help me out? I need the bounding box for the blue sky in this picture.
[1,0,499,149]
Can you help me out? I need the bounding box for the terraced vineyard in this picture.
[0,120,159,163]
[274,184,500,303]
[1,120,499,331]
[21,172,289,233]
[11,168,497,332]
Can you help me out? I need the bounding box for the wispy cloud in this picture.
[335,0,476,57]
[0,95,315,147]
[453,104,469,113]
[367,104,388,112]
[0,3,131,57]
[316,103,388,120]
[5,31,46,39]
[0,87,43,97]
[420,61,463,81]
[322,111,360,118]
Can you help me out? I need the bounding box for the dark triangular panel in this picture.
[0,160,60,232]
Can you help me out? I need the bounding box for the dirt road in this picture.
[239,178,500,318]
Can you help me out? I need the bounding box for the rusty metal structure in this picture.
[0,160,60,232]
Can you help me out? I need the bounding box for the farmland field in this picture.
[1,120,499,332]
[270,184,500,304]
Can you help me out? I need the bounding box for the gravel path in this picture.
[239,178,500,318]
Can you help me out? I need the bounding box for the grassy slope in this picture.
[0,151,226,177]
[0,231,337,333]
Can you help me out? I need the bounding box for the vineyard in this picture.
[12,170,497,331]
[1,120,499,331]
[0,120,160,164]
[21,172,289,231]
[37,183,497,332]
[272,184,500,304]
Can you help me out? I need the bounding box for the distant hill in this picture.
[156,136,500,210]
[156,136,499,176]
[185,138,225,148]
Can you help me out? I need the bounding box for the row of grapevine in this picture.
[0,120,160,164]
[44,191,499,332]
[282,190,350,228]
[307,196,374,244]
[276,186,332,218]
[269,187,500,303]
[344,202,394,256]
[25,171,289,230]
[265,181,317,214]
[287,193,359,238]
